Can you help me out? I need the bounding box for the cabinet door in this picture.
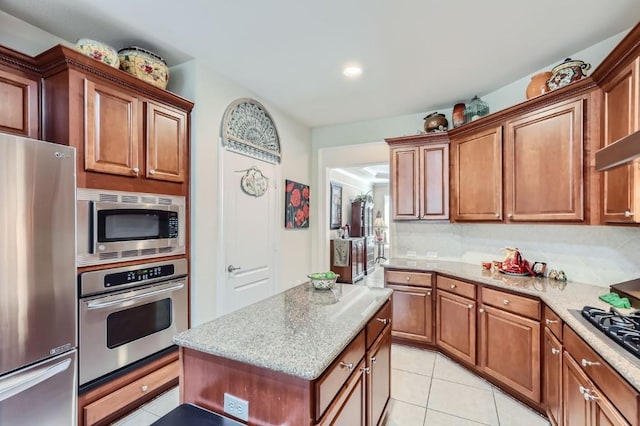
[386,284,433,343]
[390,147,419,219]
[450,126,503,221]
[601,58,640,223]
[0,67,38,138]
[436,290,475,364]
[146,101,187,183]
[478,305,541,402]
[504,99,584,222]
[84,79,140,177]
[563,352,591,426]
[354,239,365,280]
[420,143,449,220]
[319,363,366,426]
[544,328,563,426]
[367,328,391,426]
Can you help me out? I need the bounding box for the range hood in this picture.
[595,130,640,171]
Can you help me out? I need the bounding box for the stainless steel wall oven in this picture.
[78,259,188,386]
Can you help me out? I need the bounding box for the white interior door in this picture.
[220,152,277,316]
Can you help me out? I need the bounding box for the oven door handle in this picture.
[86,282,185,310]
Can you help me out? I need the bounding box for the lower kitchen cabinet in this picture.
[385,270,433,344]
[366,325,391,425]
[78,350,179,426]
[320,360,366,426]
[543,327,563,426]
[435,284,476,364]
[478,287,541,403]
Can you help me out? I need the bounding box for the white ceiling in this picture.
[334,164,389,186]
[1,1,640,128]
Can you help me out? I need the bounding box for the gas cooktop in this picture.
[579,306,640,362]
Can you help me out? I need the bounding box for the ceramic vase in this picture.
[452,103,465,128]
[526,71,553,99]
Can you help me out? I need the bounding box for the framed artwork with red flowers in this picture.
[285,179,310,229]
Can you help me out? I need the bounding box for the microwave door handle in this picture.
[0,358,72,403]
[86,283,185,310]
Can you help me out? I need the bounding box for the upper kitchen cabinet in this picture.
[0,46,40,139]
[386,133,449,221]
[35,45,193,196]
[450,126,503,221]
[504,98,584,222]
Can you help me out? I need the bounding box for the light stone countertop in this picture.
[173,282,392,380]
[383,258,640,392]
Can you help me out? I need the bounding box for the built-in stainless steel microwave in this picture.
[77,188,186,266]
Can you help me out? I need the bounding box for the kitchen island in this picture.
[173,282,393,425]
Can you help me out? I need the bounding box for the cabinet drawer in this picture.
[315,331,366,421]
[436,276,476,299]
[385,270,432,287]
[543,305,562,340]
[480,287,540,320]
[84,360,178,425]
[366,300,391,349]
[564,325,639,426]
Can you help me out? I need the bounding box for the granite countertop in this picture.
[173,283,392,380]
[383,258,640,392]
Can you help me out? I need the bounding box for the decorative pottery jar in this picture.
[452,103,465,128]
[526,71,553,99]
[75,38,119,68]
[118,46,169,89]
[423,112,448,132]
[464,96,489,122]
[547,58,591,91]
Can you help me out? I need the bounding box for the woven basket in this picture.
[75,38,119,68]
[118,46,169,89]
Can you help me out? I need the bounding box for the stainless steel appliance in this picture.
[78,259,188,386]
[579,306,640,361]
[0,133,77,425]
[76,188,186,267]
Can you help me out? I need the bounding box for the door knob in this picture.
[228,265,241,273]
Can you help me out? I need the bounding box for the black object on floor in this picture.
[151,403,244,426]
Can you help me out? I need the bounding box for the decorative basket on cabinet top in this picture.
[75,38,120,68]
[118,46,169,89]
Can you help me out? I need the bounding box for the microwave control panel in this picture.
[169,213,179,238]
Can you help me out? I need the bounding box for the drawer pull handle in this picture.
[371,356,377,364]
[141,385,148,392]
[551,348,560,355]
[503,299,510,305]
[376,318,389,325]
[340,361,354,371]
[545,319,559,325]
[584,392,600,401]
[361,366,371,375]
[467,304,473,309]
[451,284,456,289]
[581,359,600,367]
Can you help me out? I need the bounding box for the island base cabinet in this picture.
[367,327,391,425]
[320,361,366,426]
[478,304,541,403]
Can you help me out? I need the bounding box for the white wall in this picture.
[1,13,313,327]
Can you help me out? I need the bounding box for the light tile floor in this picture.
[113,267,550,425]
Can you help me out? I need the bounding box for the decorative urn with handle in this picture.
[423,112,448,132]
[547,58,591,91]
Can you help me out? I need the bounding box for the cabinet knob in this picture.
[467,304,473,309]
[339,361,354,371]
[361,366,371,375]
[551,348,560,355]
[406,276,411,281]
[545,319,559,325]
[583,392,600,402]
[451,284,456,289]
[132,167,139,175]
[371,356,377,364]
[149,169,156,175]
[507,213,513,218]
[495,213,500,218]
[503,299,510,305]
[141,385,148,392]
[376,318,389,325]
[427,291,432,296]
[625,210,634,218]
[581,358,601,367]
[479,308,485,314]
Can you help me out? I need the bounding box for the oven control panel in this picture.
[105,264,175,288]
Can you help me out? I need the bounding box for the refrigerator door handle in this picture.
[0,358,72,403]
[86,282,185,310]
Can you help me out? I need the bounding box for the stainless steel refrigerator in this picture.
[0,133,77,425]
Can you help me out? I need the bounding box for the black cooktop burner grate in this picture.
[581,305,640,358]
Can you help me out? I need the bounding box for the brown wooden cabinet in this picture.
[351,201,374,237]
[385,270,433,344]
[600,58,640,223]
[450,126,503,221]
[504,98,584,222]
[544,327,563,426]
[330,238,365,283]
[366,323,391,425]
[477,301,541,403]
[386,134,449,221]
[435,276,476,365]
[36,45,192,196]
[0,46,40,139]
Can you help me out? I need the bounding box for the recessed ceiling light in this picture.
[343,65,363,79]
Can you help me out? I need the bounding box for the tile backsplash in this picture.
[392,222,640,288]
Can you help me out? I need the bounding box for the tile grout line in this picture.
[421,354,437,426]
